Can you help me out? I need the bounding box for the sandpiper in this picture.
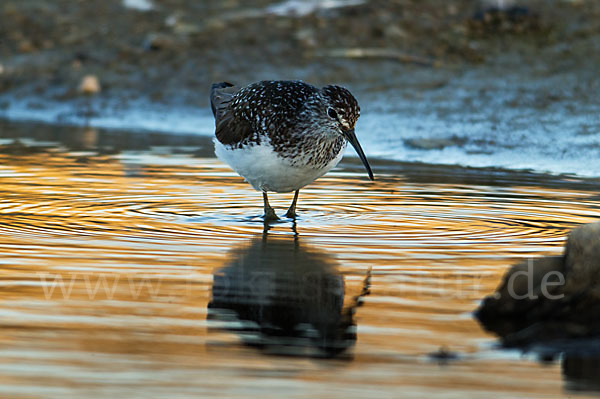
[210,80,374,221]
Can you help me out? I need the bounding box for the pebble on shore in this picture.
[78,75,101,95]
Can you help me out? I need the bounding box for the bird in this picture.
[210,80,374,221]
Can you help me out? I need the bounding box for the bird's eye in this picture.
[327,107,338,119]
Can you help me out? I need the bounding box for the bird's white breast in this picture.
[214,139,346,193]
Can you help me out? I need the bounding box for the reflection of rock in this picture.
[563,354,600,392]
[477,221,600,345]
[208,235,370,358]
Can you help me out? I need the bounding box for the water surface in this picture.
[0,121,599,398]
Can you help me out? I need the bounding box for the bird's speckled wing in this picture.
[212,80,320,147]
[211,82,254,146]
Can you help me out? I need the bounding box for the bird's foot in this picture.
[263,208,280,222]
[285,190,299,220]
[284,209,297,219]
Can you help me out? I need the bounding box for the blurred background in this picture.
[1,0,599,175]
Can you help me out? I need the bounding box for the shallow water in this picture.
[1,121,600,398]
[2,63,599,177]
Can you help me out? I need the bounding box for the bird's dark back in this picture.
[211,80,321,147]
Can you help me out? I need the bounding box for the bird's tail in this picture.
[210,82,237,119]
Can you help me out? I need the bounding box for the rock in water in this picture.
[565,222,600,293]
[476,221,600,346]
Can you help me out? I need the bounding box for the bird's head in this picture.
[321,85,373,181]
[321,85,361,132]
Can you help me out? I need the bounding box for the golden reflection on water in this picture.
[0,142,599,398]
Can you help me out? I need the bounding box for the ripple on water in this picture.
[1,147,599,398]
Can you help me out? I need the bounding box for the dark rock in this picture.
[476,222,600,347]
[564,221,600,293]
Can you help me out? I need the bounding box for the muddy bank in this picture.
[1,0,599,177]
[1,0,599,107]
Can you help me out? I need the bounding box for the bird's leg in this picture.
[285,190,300,219]
[263,192,279,221]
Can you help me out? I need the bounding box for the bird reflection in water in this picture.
[208,226,370,358]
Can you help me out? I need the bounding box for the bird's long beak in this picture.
[343,129,374,181]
